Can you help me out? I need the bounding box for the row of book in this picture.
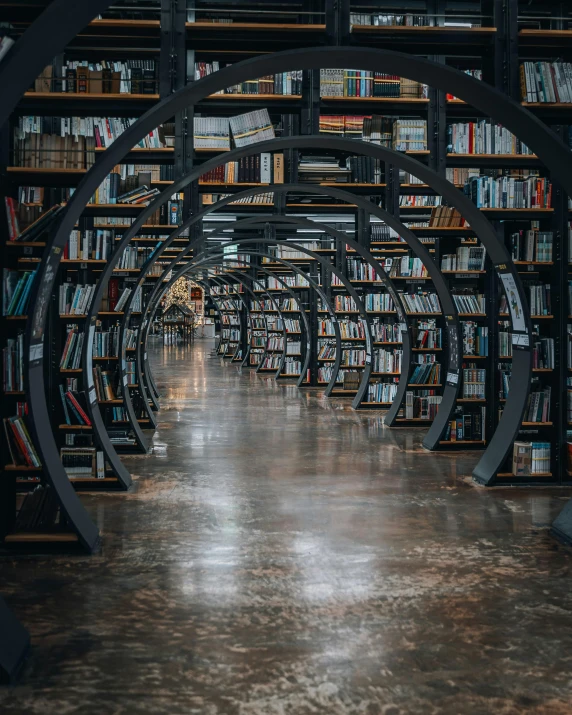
[512,442,551,475]
[3,269,36,316]
[412,321,442,349]
[64,229,112,261]
[340,349,367,367]
[319,69,427,99]
[373,348,402,374]
[4,415,41,467]
[520,62,572,103]
[370,321,401,344]
[339,320,367,340]
[195,63,303,95]
[59,385,92,426]
[452,292,486,314]
[525,386,552,423]
[281,360,302,376]
[440,246,486,271]
[367,381,398,403]
[523,282,551,316]
[388,256,428,279]
[61,448,106,479]
[446,121,532,155]
[443,407,486,442]
[465,176,552,209]
[404,392,442,419]
[193,109,274,150]
[33,59,157,95]
[3,335,24,392]
[462,368,486,400]
[363,293,395,312]
[409,363,441,384]
[401,292,441,314]
[200,153,285,184]
[510,229,553,263]
[463,322,489,356]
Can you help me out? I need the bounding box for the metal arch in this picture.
[137,231,373,399]
[120,200,413,415]
[27,47,569,531]
[116,181,448,423]
[141,249,340,398]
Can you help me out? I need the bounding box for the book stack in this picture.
[92,366,118,401]
[229,109,275,148]
[428,206,466,227]
[400,195,442,207]
[532,336,554,369]
[520,62,572,103]
[393,120,427,151]
[59,385,91,426]
[60,447,105,479]
[335,295,358,311]
[3,269,36,316]
[440,245,486,271]
[447,121,533,155]
[281,360,302,375]
[195,62,302,95]
[371,223,401,242]
[284,319,301,332]
[347,259,378,281]
[465,176,552,208]
[523,281,551,315]
[202,192,274,206]
[298,155,350,183]
[373,348,402,373]
[367,382,398,403]
[512,441,551,475]
[350,13,430,26]
[13,484,62,531]
[388,256,428,278]
[60,327,84,369]
[400,292,441,314]
[405,392,442,419]
[193,116,230,150]
[4,415,41,467]
[444,407,486,441]
[462,322,489,356]
[58,283,95,315]
[364,293,395,312]
[34,58,157,94]
[510,229,553,262]
[412,320,442,349]
[200,153,284,183]
[409,363,441,384]
[318,321,336,336]
[462,368,486,399]
[525,385,551,422]
[371,321,401,343]
[446,167,480,186]
[64,229,111,260]
[339,320,366,339]
[3,334,24,391]
[341,349,367,367]
[452,291,486,314]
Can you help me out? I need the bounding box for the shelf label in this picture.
[446,371,459,385]
[29,342,43,363]
[499,272,526,332]
[512,333,530,347]
[89,387,97,405]
[399,322,407,332]
[365,353,372,365]
[144,353,147,361]
[80,262,87,269]
[123,375,128,386]
[23,246,33,256]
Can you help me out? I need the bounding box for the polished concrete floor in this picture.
[2,339,572,714]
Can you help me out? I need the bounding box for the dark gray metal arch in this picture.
[28,45,572,546]
[141,248,341,401]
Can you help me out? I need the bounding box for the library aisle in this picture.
[2,340,572,713]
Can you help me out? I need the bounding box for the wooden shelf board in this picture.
[24,91,160,101]
[497,472,552,478]
[4,464,42,472]
[439,440,486,445]
[187,22,326,31]
[5,532,78,543]
[59,424,91,430]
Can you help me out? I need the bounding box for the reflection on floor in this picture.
[1,339,572,713]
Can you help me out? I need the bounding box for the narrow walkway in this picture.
[2,340,572,714]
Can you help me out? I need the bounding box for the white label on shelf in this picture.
[144,353,147,361]
[80,262,87,269]
[399,323,407,332]
[29,343,43,362]
[446,371,459,385]
[499,273,526,332]
[512,333,530,347]
[123,375,128,386]
[365,353,371,365]
[89,387,97,404]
